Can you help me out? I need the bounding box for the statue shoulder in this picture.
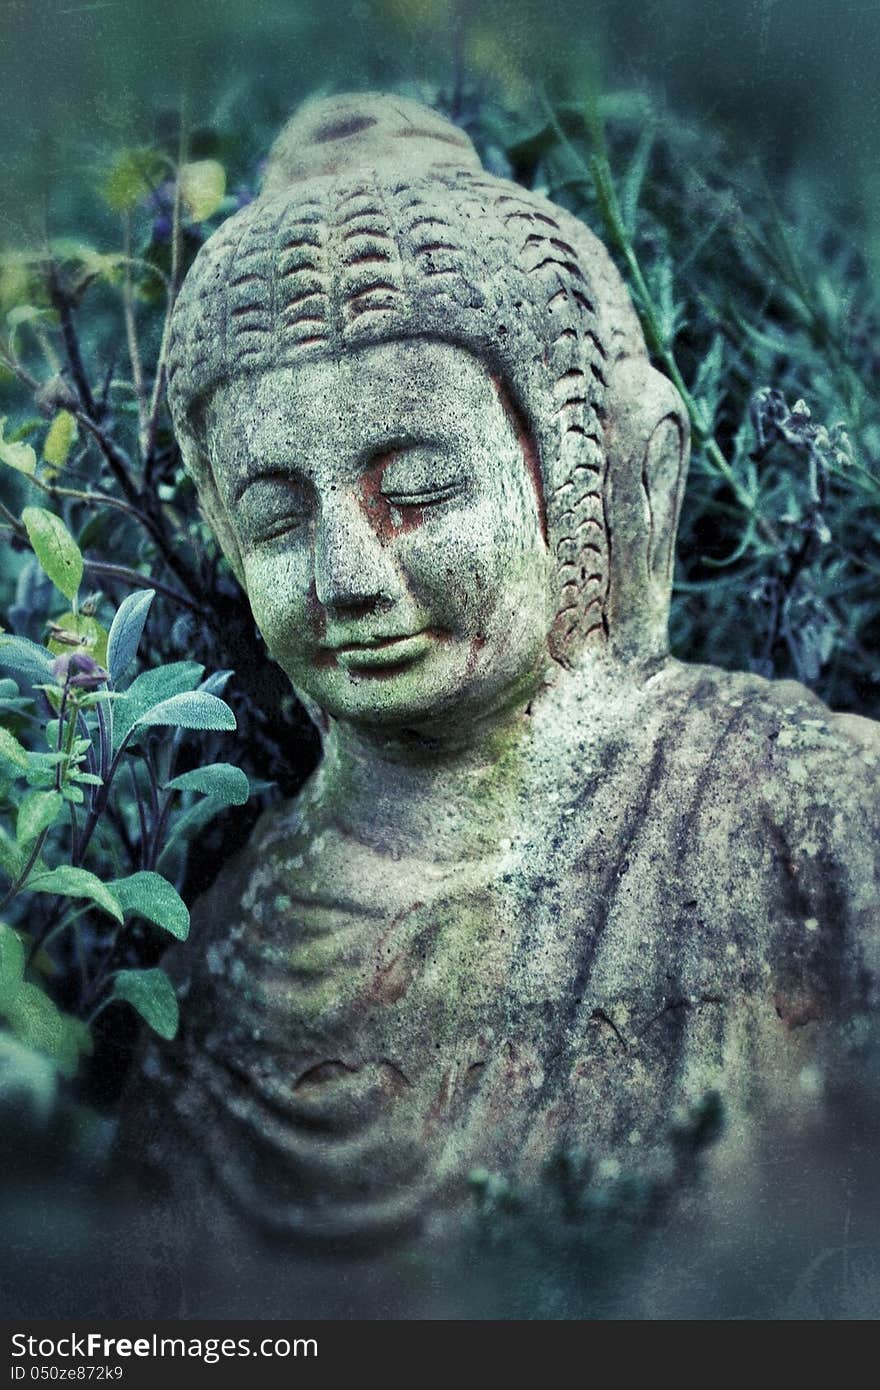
[725,669,880,818]
[650,659,880,795]
[631,662,879,1021]
[664,663,880,1004]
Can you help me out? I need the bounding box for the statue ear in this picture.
[602,356,690,663]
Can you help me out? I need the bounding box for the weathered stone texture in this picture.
[118,93,880,1263]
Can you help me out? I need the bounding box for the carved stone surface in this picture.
[120,93,880,1258]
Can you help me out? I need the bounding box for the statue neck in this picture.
[313,705,534,862]
[303,652,657,862]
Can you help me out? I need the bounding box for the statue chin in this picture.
[114,90,880,1308]
[285,642,555,742]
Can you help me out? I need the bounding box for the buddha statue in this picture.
[119,93,880,1276]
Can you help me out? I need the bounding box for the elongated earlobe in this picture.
[644,412,689,591]
[602,356,690,664]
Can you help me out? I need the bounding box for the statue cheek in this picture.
[243,549,314,649]
[384,494,527,631]
[396,530,490,624]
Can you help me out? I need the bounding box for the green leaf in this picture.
[156,793,225,873]
[0,827,25,881]
[165,761,248,806]
[16,789,63,844]
[198,668,233,697]
[6,306,58,360]
[75,689,123,709]
[0,415,37,476]
[102,147,167,212]
[5,982,63,1054]
[0,634,55,685]
[0,677,32,717]
[106,588,155,684]
[43,410,78,469]
[0,727,28,771]
[46,610,109,668]
[620,128,655,236]
[112,968,178,1040]
[21,506,83,602]
[113,660,204,749]
[693,333,726,431]
[179,160,226,221]
[75,508,113,553]
[68,248,126,293]
[16,932,57,981]
[24,752,63,788]
[65,1015,94,1058]
[109,871,189,941]
[0,1032,57,1120]
[4,982,82,1076]
[0,253,47,316]
[0,923,25,1011]
[134,690,236,734]
[27,865,123,922]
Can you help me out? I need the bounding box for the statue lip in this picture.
[320,628,436,670]
[322,630,424,651]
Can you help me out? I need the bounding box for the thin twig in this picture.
[82,559,203,613]
[144,103,187,469]
[34,324,62,375]
[0,345,40,391]
[122,210,149,450]
[29,473,146,525]
[0,826,51,915]
[73,410,142,510]
[47,260,96,417]
[0,501,26,536]
[5,327,236,611]
[82,922,126,1014]
[54,681,70,792]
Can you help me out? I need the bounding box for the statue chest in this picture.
[155,812,790,1242]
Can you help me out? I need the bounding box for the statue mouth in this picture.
[320,629,437,672]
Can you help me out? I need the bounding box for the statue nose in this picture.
[313,498,397,613]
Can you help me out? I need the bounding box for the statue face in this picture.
[204,340,555,730]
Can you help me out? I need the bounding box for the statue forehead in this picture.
[205,339,507,458]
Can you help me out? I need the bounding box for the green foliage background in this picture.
[0,0,878,1314]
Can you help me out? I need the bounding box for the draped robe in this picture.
[120,657,880,1261]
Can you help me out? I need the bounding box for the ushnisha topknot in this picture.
[167,91,649,659]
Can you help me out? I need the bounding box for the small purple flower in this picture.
[145,179,176,244]
[152,213,172,243]
[51,651,109,690]
[147,179,175,214]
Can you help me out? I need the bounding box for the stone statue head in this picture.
[167,92,690,732]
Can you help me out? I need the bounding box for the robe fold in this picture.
[120,659,880,1259]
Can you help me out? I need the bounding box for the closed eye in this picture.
[381,479,466,508]
[373,439,468,510]
[253,511,309,541]
[234,467,297,505]
[235,471,312,543]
